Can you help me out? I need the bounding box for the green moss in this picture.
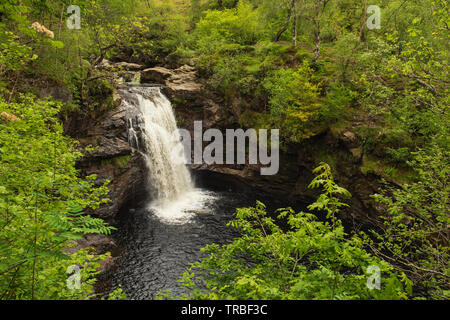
[171,97,188,108]
[360,155,416,184]
[101,155,131,168]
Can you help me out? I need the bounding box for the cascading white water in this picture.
[123,87,214,224]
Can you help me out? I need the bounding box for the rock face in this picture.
[140,64,231,127]
[138,64,385,227]
[141,66,174,83]
[63,233,119,273]
[73,94,146,220]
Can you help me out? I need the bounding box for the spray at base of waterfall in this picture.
[148,189,217,225]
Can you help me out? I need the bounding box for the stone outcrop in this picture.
[140,65,231,128]
[98,59,145,72]
[63,233,119,272]
[114,61,145,71]
[141,66,174,83]
[137,64,385,226]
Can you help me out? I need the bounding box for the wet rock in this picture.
[98,255,115,272]
[63,234,119,273]
[78,136,132,159]
[64,234,117,255]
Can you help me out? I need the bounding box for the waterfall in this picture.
[123,87,214,224]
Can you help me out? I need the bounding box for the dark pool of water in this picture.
[98,187,301,300]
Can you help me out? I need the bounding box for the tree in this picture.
[0,95,113,299]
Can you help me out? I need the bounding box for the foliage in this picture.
[104,284,128,300]
[193,1,266,54]
[0,0,448,301]
[107,2,187,65]
[0,27,36,89]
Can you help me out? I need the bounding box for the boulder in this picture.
[75,96,146,220]
[98,59,145,72]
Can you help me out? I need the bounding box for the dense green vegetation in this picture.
[160,164,411,300]
[0,0,448,300]
[0,95,113,299]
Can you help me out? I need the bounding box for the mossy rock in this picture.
[101,155,131,168]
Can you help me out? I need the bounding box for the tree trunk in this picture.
[359,0,368,43]
[314,31,320,62]
[313,0,329,62]
[342,0,367,80]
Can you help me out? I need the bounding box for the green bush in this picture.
[262,63,321,143]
